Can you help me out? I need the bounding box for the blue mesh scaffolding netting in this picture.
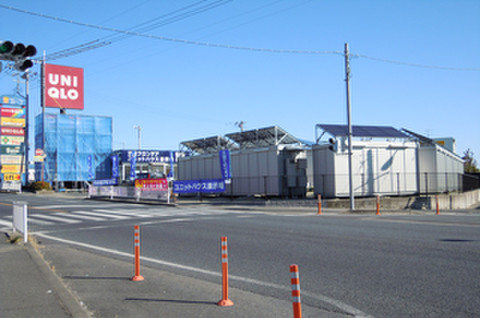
[35,113,112,182]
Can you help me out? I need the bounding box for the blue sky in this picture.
[1,1,479,162]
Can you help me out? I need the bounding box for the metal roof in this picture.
[180,136,237,154]
[316,124,408,139]
[225,126,302,149]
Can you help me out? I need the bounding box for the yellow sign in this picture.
[34,155,45,162]
[3,174,21,181]
[0,117,25,127]
[1,165,24,173]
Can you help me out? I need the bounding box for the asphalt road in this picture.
[1,193,479,317]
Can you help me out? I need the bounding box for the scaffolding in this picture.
[35,113,112,183]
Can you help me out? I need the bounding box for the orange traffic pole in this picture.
[218,236,234,307]
[376,195,381,216]
[436,195,440,215]
[131,225,144,281]
[290,264,302,318]
[317,194,322,215]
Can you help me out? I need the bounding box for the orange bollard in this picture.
[131,225,144,281]
[436,195,440,215]
[317,194,322,215]
[376,195,381,215]
[290,264,302,318]
[218,236,234,306]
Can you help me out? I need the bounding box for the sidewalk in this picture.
[1,232,351,318]
[0,233,88,318]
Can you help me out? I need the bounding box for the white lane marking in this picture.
[93,209,154,218]
[31,214,80,224]
[36,233,372,318]
[54,212,105,221]
[4,215,54,225]
[73,210,128,220]
[0,219,12,227]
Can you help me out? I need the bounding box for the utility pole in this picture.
[41,51,46,182]
[133,125,142,150]
[344,43,355,210]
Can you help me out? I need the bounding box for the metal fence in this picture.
[88,185,170,202]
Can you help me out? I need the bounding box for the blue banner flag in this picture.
[111,155,119,178]
[219,149,232,180]
[173,179,226,194]
[130,151,136,180]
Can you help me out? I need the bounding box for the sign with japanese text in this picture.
[1,107,25,118]
[0,155,23,164]
[1,127,24,136]
[219,149,232,180]
[111,155,119,178]
[1,165,24,173]
[135,178,168,191]
[122,150,178,164]
[44,64,84,110]
[1,146,22,155]
[129,151,136,180]
[0,95,25,106]
[1,136,24,146]
[92,178,117,186]
[173,179,226,194]
[3,174,21,181]
[1,117,25,127]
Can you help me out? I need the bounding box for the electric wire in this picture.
[0,4,479,71]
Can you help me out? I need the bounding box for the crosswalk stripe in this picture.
[73,211,128,220]
[53,212,105,221]
[93,209,154,218]
[31,214,80,224]
[0,219,12,227]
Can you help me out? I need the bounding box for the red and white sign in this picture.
[1,107,25,118]
[134,178,169,191]
[0,127,24,136]
[45,64,84,110]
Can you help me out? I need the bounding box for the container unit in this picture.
[313,140,418,197]
[313,124,418,198]
[418,144,464,193]
[178,126,308,197]
[178,145,308,197]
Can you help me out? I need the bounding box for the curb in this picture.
[27,238,92,318]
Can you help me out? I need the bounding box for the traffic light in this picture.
[328,137,337,152]
[0,40,37,72]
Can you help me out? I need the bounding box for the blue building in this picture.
[35,113,112,187]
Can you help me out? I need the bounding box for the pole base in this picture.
[217,299,234,307]
[131,275,144,281]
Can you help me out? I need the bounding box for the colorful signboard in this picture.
[1,127,24,136]
[3,174,21,181]
[44,64,84,110]
[135,178,168,191]
[1,117,25,127]
[0,95,25,106]
[0,155,23,164]
[1,107,25,118]
[1,165,24,173]
[1,145,22,155]
[173,179,226,194]
[1,136,24,146]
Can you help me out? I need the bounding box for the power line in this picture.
[45,0,233,61]
[1,4,479,71]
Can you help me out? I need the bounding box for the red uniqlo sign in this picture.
[44,64,84,110]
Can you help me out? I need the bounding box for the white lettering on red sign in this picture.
[44,64,84,110]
